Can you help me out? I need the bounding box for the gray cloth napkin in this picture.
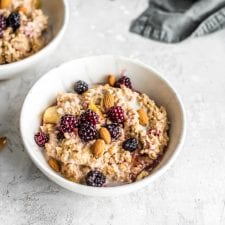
[130,0,225,43]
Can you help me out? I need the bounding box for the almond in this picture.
[137,108,149,126]
[103,91,114,109]
[108,75,116,86]
[92,139,105,158]
[48,158,60,172]
[1,0,11,8]
[0,137,7,150]
[100,127,111,144]
[67,177,77,182]
[43,106,60,124]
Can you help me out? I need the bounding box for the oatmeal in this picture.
[0,0,48,64]
[34,74,169,187]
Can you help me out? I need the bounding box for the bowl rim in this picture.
[20,55,186,196]
[0,0,69,71]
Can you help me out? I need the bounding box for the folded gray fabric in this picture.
[130,0,225,43]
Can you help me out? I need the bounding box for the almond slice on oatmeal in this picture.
[108,74,116,86]
[92,139,105,158]
[100,127,111,144]
[89,103,104,119]
[48,158,60,172]
[43,106,60,124]
[137,108,149,126]
[103,91,115,109]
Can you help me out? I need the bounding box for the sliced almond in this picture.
[108,75,116,86]
[100,127,111,144]
[43,106,60,124]
[0,137,7,150]
[89,103,104,118]
[92,139,105,158]
[48,158,60,172]
[1,0,12,8]
[103,91,114,109]
[137,108,149,126]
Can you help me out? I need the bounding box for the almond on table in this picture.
[0,137,7,150]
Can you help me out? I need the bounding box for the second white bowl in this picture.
[0,0,69,80]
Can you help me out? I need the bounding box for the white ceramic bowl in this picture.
[0,0,69,80]
[20,55,186,197]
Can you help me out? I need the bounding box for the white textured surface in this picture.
[0,0,225,224]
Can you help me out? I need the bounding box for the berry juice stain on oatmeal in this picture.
[0,0,48,64]
[35,74,169,187]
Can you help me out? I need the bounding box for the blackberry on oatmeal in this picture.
[35,74,169,187]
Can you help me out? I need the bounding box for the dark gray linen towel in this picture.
[130,0,225,43]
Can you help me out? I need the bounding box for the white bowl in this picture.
[20,55,186,197]
[0,0,69,80]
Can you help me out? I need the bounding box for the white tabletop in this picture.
[0,0,225,224]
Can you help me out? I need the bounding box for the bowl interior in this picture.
[20,55,185,196]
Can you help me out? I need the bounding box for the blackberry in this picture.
[7,12,21,31]
[105,123,120,140]
[34,131,49,147]
[59,114,79,133]
[85,170,106,187]
[79,109,99,125]
[115,76,132,89]
[122,138,138,152]
[74,80,88,94]
[0,15,6,38]
[107,106,125,124]
[78,122,97,141]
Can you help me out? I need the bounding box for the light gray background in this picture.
[0,0,225,224]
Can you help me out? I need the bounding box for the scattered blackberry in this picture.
[7,12,21,31]
[34,131,49,147]
[105,123,120,140]
[74,80,88,94]
[79,109,99,125]
[107,106,125,124]
[59,114,79,133]
[0,15,6,38]
[122,138,138,152]
[115,76,132,89]
[85,170,106,187]
[78,122,97,141]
